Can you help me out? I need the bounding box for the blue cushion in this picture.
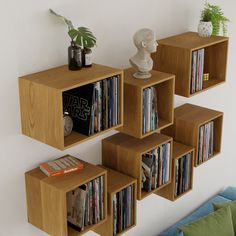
[219,186,236,201]
[159,195,230,236]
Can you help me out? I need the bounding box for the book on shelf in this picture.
[63,84,94,136]
[67,175,104,232]
[113,184,134,235]
[175,153,192,197]
[63,75,120,136]
[198,121,214,164]
[39,155,84,177]
[143,86,158,134]
[191,48,205,94]
[141,142,170,192]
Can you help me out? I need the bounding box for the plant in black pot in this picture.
[198,2,229,37]
[49,9,96,70]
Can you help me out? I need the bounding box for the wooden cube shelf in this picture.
[156,142,194,201]
[118,67,175,139]
[19,64,123,150]
[25,157,107,236]
[162,103,223,167]
[94,166,137,236]
[152,31,228,97]
[102,132,173,200]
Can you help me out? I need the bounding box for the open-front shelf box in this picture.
[118,67,175,139]
[156,142,195,201]
[102,132,173,200]
[162,103,223,167]
[25,158,107,236]
[95,166,137,236]
[152,31,228,97]
[19,64,123,150]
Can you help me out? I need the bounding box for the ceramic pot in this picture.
[198,21,213,37]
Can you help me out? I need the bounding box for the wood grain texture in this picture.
[19,64,123,91]
[19,64,124,150]
[94,166,137,236]
[102,133,173,200]
[25,156,107,236]
[162,103,223,167]
[156,142,195,201]
[19,79,64,149]
[152,32,228,97]
[157,31,228,50]
[118,67,175,138]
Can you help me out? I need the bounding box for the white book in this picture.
[165,143,171,183]
[200,48,205,90]
[191,51,197,94]
[146,88,151,133]
[100,176,104,220]
[175,159,179,197]
[196,50,201,92]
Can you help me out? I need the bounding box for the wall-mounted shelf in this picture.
[162,103,223,167]
[95,166,137,236]
[102,132,173,200]
[152,31,228,97]
[25,156,107,236]
[19,64,123,150]
[118,67,175,139]
[156,141,195,201]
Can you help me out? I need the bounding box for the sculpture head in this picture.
[133,28,157,53]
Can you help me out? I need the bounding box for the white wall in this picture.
[0,0,235,235]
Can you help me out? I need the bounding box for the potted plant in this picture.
[49,9,96,70]
[198,2,229,37]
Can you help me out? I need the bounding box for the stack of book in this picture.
[141,142,171,192]
[63,75,120,136]
[39,155,84,177]
[113,185,134,235]
[191,48,205,94]
[143,86,158,134]
[67,176,104,232]
[175,153,192,197]
[198,121,214,164]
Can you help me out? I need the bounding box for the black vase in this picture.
[68,41,82,71]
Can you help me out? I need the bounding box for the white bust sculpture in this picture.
[129,28,158,79]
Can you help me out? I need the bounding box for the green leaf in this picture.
[68,29,78,40]
[75,27,97,48]
[49,9,74,30]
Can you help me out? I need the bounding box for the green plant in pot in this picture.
[49,9,96,70]
[198,2,229,37]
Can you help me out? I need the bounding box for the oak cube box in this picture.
[152,32,228,97]
[102,132,173,200]
[19,64,123,150]
[95,166,137,236]
[25,158,107,236]
[118,67,175,139]
[162,103,223,167]
[156,142,195,201]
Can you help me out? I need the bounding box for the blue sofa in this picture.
[159,187,236,236]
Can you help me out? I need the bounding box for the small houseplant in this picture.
[198,2,229,37]
[49,9,96,69]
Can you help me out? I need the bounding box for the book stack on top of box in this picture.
[39,155,84,177]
